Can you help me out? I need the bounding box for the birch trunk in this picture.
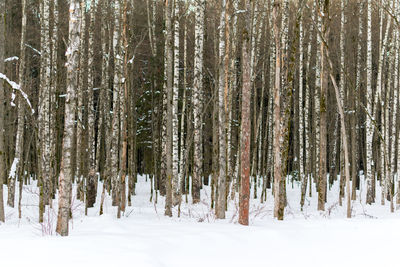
[192,0,205,204]
[164,0,173,217]
[160,0,170,198]
[111,0,122,208]
[376,5,392,205]
[299,10,304,187]
[338,0,346,204]
[8,0,27,208]
[273,0,284,220]
[99,6,110,214]
[0,0,5,222]
[76,0,86,201]
[117,0,129,218]
[39,0,52,211]
[216,0,227,219]
[353,0,363,200]
[178,17,187,199]
[366,0,374,204]
[86,0,97,210]
[318,0,328,211]
[324,36,352,218]
[391,2,398,205]
[50,0,59,201]
[314,1,321,188]
[56,0,81,236]
[172,0,181,206]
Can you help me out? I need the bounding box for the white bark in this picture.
[314,1,320,183]
[38,0,52,211]
[111,0,122,207]
[366,0,374,204]
[299,12,304,183]
[172,0,180,206]
[76,0,86,185]
[192,0,205,203]
[56,0,81,236]
[178,19,187,201]
[376,6,392,205]
[0,0,5,221]
[216,0,227,219]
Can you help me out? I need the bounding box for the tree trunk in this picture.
[117,0,129,218]
[216,0,227,220]
[317,0,328,211]
[111,0,122,208]
[365,0,374,204]
[86,0,97,211]
[239,0,251,226]
[273,0,284,220]
[76,0,87,202]
[172,0,181,206]
[56,0,81,236]
[8,0,27,208]
[0,0,6,222]
[164,0,173,217]
[192,0,205,204]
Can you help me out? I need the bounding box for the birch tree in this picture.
[111,0,122,208]
[8,0,27,208]
[192,0,205,204]
[317,0,328,211]
[0,0,6,222]
[366,0,374,204]
[216,0,227,220]
[76,0,87,201]
[56,0,81,236]
[86,0,97,210]
[172,0,181,206]
[273,0,284,220]
[164,0,174,217]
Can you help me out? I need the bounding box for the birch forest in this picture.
[1,0,400,254]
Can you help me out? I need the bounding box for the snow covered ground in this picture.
[1,175,399,267]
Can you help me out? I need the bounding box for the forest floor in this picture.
[0,175,399,267]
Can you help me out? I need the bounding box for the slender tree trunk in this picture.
[353,0,363,200]
[39,0,51,216]
[172,0,181,206]
[0,0,6,222]
[98,1,110,215]
[366,0,374,204]
[76,0,87,201]
[164,0,173,217]
[314,1,321,192]
[8,0,27,208]
[299,9,305,204]
[192,0,205,204]
[50,0,59,202]
[117,0,129,218]
[239,0,251,226]
[273,0,284,220]
[318,0,328,211]
[111,0,122,208]
[86,0,97,211]
[56,0,81,236]
[216,0,227,220]
[178,18,187,199]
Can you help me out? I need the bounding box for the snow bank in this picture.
[0,176,399,267]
